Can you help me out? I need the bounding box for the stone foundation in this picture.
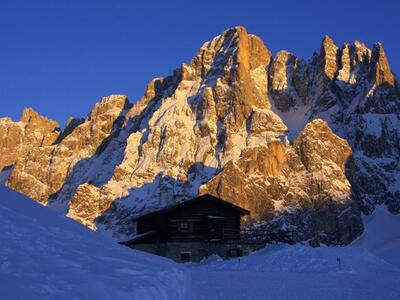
[129,241,265,263]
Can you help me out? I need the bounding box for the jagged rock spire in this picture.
[318,35,339,80]
[370,42,395,86]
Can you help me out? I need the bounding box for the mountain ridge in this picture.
[1,26,399,245]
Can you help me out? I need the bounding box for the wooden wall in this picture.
[136,199,243,243]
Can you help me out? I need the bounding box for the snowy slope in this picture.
[1,177,399,300]
[191,244,400,300]
[353,205,400,267]
[0,185,192,300]
[190,208,400,300]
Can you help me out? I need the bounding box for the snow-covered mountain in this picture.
[0,26,399,245]
[0,184,191,299]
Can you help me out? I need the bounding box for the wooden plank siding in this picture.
[134,194,247,244]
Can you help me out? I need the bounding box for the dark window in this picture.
[178,222,192,233]
[180,252,191,262]
[227,248,243,257]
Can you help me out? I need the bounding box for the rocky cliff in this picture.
[1,26,399,245]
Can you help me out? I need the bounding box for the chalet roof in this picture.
[119,230,157,245]
[135,193,250,221]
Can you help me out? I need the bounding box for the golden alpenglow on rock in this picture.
[0,26,399,246]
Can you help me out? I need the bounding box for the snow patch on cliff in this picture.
[271,102,311,141]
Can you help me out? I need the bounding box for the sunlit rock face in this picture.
[1,26,399,245]
[201,119,359,245]
[1,95,129,203]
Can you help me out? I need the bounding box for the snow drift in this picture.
[191,205,400,299]
[192,243,400,299]
[0,185,192,300]
[353,205,400,267]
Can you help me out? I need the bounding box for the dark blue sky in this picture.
[1,0,399,126]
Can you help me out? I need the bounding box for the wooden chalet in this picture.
[120,194,266,262]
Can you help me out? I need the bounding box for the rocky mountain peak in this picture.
[269,50,296,90]
[20,107,59,130]
[0,27,399,246]
[235,26,272,71]
[18,107,60,148]
[187,26,272,124]
[89,94,131,119]
[336,43,352,82]
[319,35,339,80]
[353,40,371,64]
[370,42,395,87]
[190,26,271,76]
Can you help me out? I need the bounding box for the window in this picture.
[178,221,192,233]
[180,252,191,262]
[227,248,243,258]
[171,219,195,233]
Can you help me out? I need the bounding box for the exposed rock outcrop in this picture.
[201,120,360,244]
[319,35,339,81]
[0,26,399,245]
[2,95,129,203]
[371,43,395,87]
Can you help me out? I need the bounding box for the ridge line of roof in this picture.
[134,193,249,221]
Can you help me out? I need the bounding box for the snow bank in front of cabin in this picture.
[190,205,400,300]
[191,243,400,300]
[0,185,192,300]
[197,244,398,274]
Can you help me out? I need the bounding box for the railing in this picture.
[240,229,295,245]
